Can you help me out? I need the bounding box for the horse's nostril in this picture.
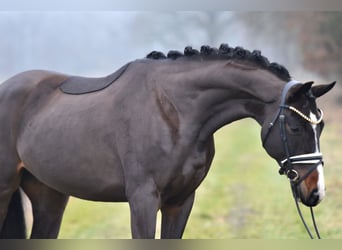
[308,190,320,206]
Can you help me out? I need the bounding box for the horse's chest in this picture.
[167,164,208,194]
[160,142,215,202]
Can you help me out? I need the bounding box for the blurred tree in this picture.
[300,12,342,81]
[233,12,301,68]
[235,12,342,84]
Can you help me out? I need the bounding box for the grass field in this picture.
[53,113,342,239]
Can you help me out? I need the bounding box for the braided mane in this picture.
[146,44,291,81]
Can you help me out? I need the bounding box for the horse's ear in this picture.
[311,81,336,98]
[287,81,314,101]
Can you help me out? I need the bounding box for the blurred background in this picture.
[1,12,342,84]
[1,11,341,238]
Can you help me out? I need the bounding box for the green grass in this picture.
[56,119,342,239]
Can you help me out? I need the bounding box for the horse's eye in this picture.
[286,122,301,134]
[288,124,302,134]
[291,127,301,133]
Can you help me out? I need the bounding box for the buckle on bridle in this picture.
[286,169,299,182]
[278,163,299,182]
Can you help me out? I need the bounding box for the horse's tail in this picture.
[0,189,26,238]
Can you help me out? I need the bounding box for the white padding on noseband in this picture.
[281,152,323,166]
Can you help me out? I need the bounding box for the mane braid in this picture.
[145,43,291,81]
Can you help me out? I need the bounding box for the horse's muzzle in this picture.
[297,187,322,207]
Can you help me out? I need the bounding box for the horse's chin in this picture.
[297,187,323,207]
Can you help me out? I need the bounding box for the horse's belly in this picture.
[23,160,127,202]
[18,129,127,201]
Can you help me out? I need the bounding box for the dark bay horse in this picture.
[0,44,335,238]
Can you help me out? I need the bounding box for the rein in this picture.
[263,80,323,239]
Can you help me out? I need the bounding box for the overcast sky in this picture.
[0,12,244,79]
[0,11,315,81]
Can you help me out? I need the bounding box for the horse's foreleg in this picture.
[127,181,160,239]
[20,170,69,239]
[160,192,195,239]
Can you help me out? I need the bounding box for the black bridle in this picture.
[262,80,324,239]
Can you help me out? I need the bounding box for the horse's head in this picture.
[262,80,335,207]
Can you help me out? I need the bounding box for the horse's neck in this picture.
[158,60,284,143]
